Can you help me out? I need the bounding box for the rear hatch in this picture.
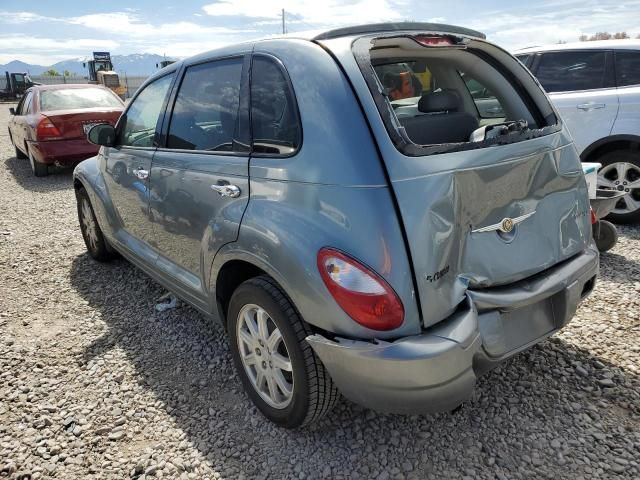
[318,29,592,326]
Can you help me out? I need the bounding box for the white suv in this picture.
[516,41,640,223]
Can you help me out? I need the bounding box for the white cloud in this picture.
[469,1,640,49]
[0,35,119,63]
[0,11,54,24]
[202,0,405,27]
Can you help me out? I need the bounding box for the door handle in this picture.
[211,183,241,198]
[577,103,605,111]
[132,167,149,180]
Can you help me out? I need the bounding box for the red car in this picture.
[8,84,124,177]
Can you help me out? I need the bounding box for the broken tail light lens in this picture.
[36,116,62,140]
[317,248,404,331]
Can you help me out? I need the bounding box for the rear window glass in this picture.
[353,35,555,156]
[615,51,640,87]
[40,88,122,111]
[535,51,608,92]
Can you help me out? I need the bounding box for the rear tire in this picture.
[76,187,115,262]
[595,150,640,224]
[28,147,48,177]
[227,275,338,428]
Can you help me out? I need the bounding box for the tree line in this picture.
[579,32,639,41]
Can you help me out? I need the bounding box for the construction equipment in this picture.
[83,52,127,99]
[156,60,175,69]
[0,72,38,100]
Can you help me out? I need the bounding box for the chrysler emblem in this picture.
[501,218,515,233]
[472,211,536,234]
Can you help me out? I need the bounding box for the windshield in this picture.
[40,88,122,111]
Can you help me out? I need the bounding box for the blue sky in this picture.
[1,0,639,64]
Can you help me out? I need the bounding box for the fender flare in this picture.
[580,134,640,162]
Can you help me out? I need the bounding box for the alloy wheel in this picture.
[597,161,640,215]
[236,304,294,409]
[81,198,99,252]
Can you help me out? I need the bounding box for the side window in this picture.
[167,57,243,151]
[25,92,35,114]
[251,56,301,155]
[17,92,32,115]
[461,73,505,119]
[119,73,174,148]
[515,54,532,68]
[535,51,608,93]
[615,51,640,87]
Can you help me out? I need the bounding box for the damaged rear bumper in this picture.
[306,245,598,414]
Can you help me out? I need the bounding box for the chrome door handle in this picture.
[577,103,605,111]
[132,167,149,180]
[211,183,241,198]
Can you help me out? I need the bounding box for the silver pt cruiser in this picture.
[74,22,599,428]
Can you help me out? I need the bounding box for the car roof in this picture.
[516,39,640,54]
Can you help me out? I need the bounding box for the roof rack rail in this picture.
[312,22,486,41]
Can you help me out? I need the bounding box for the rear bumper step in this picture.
[307,244,599,414]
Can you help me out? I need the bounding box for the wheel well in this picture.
[73,178,85,192]
[215,260,267,326]
[582,138,640,163]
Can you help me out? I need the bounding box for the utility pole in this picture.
[282,8,285,34]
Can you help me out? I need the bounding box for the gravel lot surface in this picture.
[1,104,639,480]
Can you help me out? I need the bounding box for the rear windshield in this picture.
[355,35,557,156]
[40,88,122,111]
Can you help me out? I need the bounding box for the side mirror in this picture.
[9,107,15,115]
[87,123,116,147]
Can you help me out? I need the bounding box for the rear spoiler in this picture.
[313,22,486,41]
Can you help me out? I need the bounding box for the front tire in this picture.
[28,147,48,177]
[8,131,26,159]
[76,188,115,262]
[227,276,338,428]
[596,150,640,224]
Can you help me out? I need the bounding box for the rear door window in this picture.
[250,56,300,155]
[461,73,505,119]
[615,51,640,87]
[167,57,243,152]
[535,51,609,92]
[17,92,32,115]
[119,73,175,148]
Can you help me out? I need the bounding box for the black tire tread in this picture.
[240,275,339,426]
[76,187,116,262]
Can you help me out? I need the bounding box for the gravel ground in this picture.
[1,104,639,480]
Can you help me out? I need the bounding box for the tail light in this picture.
[590,207,597,225]
[317,248,404,331]
[36,116,62,140]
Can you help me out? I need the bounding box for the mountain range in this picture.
[0,53,172,77]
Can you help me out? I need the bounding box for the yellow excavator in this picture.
[83,52,127,99]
